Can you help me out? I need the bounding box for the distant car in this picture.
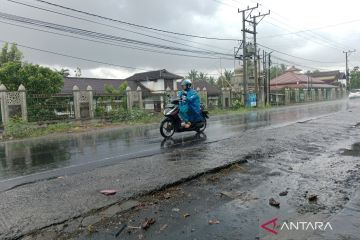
[349,89,360,99]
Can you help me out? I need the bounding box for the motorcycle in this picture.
[160,98,209,138]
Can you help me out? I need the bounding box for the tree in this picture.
[74,67,82,77]
[186,69,198,81]
[0,62,64,93]
[270,64,288,79]
[104,82,128,95]
[198,72,208,81]
[350,67,360,90]
[208,76,216,85]
[217,69,233,88]
[57,68,70,77]
[0,42,22,66]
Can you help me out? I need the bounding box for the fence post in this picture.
[126,86,132,110]
[18,84,27,122]
[0,84,9,124]
[73,85,81,120]
[294,88,300,103]
[221,88,231,108]
[284,88,290,105]
[201,87,208,108]
[86,85,94,119]
[137,86,143,109]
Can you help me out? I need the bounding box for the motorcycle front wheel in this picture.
[160,118,175,138]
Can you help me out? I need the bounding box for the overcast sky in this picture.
[1,0,359,78]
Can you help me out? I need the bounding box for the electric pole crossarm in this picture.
[238,3,259,13]
[252,11,270,25]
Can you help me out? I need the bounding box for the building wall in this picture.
[140,79,165,91]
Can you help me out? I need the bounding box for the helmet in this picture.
[181,79,192,89]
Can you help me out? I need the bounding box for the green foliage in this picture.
[350,67,360,89]
[0,42,23,66]
[270,64,287,79]
[4,117,35,138]
[104,81,128,95]
[217,69,234,88]
[4,118,74,139]
[232,99,242,109]
[0,42,63,94]
[57,68,70,77]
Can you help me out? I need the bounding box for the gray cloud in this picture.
[0,0,359,78]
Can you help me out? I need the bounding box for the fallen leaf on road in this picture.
[269,198,280,208]
[100,189,117,196]
[87,225,97,233]
[279,191,288,196]
[160,224,168,231]
[183,213,190,218]
[141,218,156,230]
[208,219,220,225]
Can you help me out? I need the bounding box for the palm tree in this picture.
[186,69,198,82]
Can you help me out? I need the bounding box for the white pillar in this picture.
[73,85,81,120]
[0,84,8,124]
[18,84,27,122]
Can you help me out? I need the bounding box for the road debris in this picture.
[269,198,280,208]
[114,224,127,237]
[87,225,97,233]
[308,194,318,202]
[164,193,171,199]
[208,219,220,225]
[141,218,156,230]
[159,224,168,231]
[172,208,180,212]
[183,213,190,218]
[279,191,288,196]
[100,189,117,196]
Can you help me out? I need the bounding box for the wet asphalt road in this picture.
[4,98,360,240]
[0,100,346,191]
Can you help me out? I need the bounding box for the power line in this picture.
[0,11,234,58]
[257,43,342,64]
[247,0,352,50]
[0,20,234,60]
[7,0,234,55]
[272,55,332,71]
[216,0,350,51]
[27,0,238,41]
[259,18,360,39]
[0,38,148,71]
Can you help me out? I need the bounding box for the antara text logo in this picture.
[260,217,333,235]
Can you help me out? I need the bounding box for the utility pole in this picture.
[267,52,271,104]
[238,4,269,106]
[238,3,258,106]
[263,50,267,105]
[252,10,270,105]
[343,49,356,90]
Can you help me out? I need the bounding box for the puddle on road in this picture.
[340,142,360,156]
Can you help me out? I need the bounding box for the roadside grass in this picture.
[1,106,271,140]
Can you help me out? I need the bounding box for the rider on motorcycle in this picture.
[178,79,203,128]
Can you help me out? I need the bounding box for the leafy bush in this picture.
[232,99,243,109]
[4,117,36,138]
[108,108,150,122]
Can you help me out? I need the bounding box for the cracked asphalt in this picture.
[2,99,360,240]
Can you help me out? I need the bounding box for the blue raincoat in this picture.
[178,88,203,123]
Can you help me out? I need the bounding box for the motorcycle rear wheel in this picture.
[160,118,175,138]
[196,119,207,133]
